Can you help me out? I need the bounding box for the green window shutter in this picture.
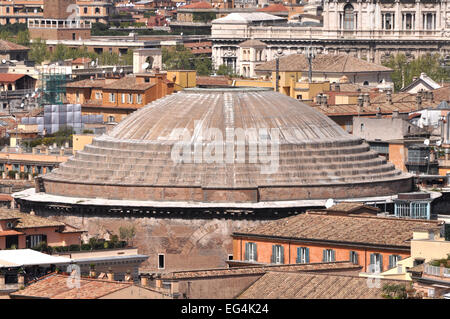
[355,252,359,265]
[244,242,249,261]
[296,247,301,263]
[331,249,335,262]
[389,255,393,269]
[254,243,257,261]
[379,255,383,272]
[271,245,276,263]
[280,246,284,264]
[398,255,402,261]
[322,249,327,262]
[306,248,310,263]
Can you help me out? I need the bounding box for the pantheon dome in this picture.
[41,88,412,203]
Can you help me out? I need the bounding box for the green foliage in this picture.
[162,45,212,75]
[119,225,136,245]
[0,23,28,42]
[29,38,50,65]
[16,30,30,46]
[381,283,407,299]
[193,12,216,23]
[216,64,235,77]
[8,170,17,179]
[82,129,94,134]
[383,53,450,92]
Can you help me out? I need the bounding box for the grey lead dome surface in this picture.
[41,88,412,202]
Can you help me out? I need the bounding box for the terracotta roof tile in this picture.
[0,74,26,83]
[10,274,131,299]
[0,40,29,52]
[179,1,213,9]
[158,261,361,280]
[102,76,155,91]
[0,208,65,228]
[234,212,441,248]
[238,271,407,299]
[257,4,288,12]
[255,54,393,73]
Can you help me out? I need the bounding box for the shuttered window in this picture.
[349,251,359,264]
[370,253,383,272]
[271,245,284,264]
[389,255,401,269]
[296,247,309,264]
[322,249,335,262]
[244,242,257,262]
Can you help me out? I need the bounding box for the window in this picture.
[95,7,100,14]
[244,242,257,262]
[72,33,76,40]
[84,7,88,14]
[158,254,165,269]
[76,91,80,103]
[121,93,126,104]
[403,13,414,30]
[296,247,309,264]
[360,123,364,131]
[128,94,133,104]
[322,249,335,262]
[382,13,394,30]
[95,92,102,100]
[271,245,284,264]
[343,4,355,30]
[370,253,383,272]
[349,251,359,264]
[26,234,47,248]
[228,254,233,261]
[109,93,116,103]
[389,255,401,269]
[363,81,369,86]
[137,94,142,104]
[108,116,115,123]
[13,164,19,171]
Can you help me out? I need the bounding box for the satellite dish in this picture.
[91,61,95,67]
[25,94,29,98]
[436,140,442,146]
[424,139,430,146]
[20,103,24,108]
[119,68,123,73]
[325,198,335,209]
[142,62,149,70]
[1,59,6,64]
[102,70,106,74]
[113,66,117,72]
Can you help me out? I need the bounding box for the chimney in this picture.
[140,275,148,287]
[392,109,399,118]
[107,268,114,281]
[386,89,392,105]
[316,93,322,105]
[124,270,133,282]
[416,93,422,110]
[321,94,328,107]
[334,83,340,92]
[376,107,382,118]
[357,94,364,107]
[363,93,370,107]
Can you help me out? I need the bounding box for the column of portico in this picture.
[395,0,401,32]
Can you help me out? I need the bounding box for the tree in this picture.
[29,38,50,65]
[119,225,136,246]
[194,55,212,76]
[162,44,195,70]
[216,64,234,76]
[383,53,450,92]
[16,30,30,46]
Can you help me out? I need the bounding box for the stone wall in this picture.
[32,209,268,273]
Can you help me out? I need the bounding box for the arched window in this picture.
[343,4,355,30]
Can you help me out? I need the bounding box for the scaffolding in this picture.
[38,66,69,106]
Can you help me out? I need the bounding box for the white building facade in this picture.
[211,1,450,77]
